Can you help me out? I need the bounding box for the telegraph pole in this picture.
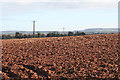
[63,27,65,34]
[33,21,35,38]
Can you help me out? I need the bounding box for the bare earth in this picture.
[2,34,119,79]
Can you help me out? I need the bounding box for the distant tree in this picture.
[41,34,45,37]
[74,31,86,36]
[7,35,10,39]
[19,33,22,38]
[23,34,27,38]
[28,34,32,38]
[74,31,81,36]
[46,33,51,37]
[54,31,60,37]
[2,34,14,39]
[7,35,13,39]
[81,32,86,35]
[15,32,22,38]
[64,34,68,36]
[2,35,6,39]
[37,32,41,37]
[15,32,19,38]
[68,31,74,36]
[60,34,64,37]
[47,31,60,37]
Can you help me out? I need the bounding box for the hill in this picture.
[2,28,118,35]
[75,28,118,34]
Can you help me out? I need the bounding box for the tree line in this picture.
[2,31,86,39]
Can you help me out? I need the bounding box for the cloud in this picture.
[1,0,119,4]
[0,0,118,16]
[1,0,119,6]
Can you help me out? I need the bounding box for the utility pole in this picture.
[63,27,65,34]
[33,21,35,38]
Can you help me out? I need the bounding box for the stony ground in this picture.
[2,34,119,79]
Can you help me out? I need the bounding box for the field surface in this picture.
[2,34,119,79]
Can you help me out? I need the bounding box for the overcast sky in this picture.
[0,0,119,31]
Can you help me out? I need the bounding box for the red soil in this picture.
[2,34,119,79]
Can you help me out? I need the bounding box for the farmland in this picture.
[2,34,119,79]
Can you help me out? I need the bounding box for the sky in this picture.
[0,0,119,31]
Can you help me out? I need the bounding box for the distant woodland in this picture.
[2,31,86,39]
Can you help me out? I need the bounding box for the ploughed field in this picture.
[2,34,119,79]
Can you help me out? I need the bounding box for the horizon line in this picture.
[1,27,118,32]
